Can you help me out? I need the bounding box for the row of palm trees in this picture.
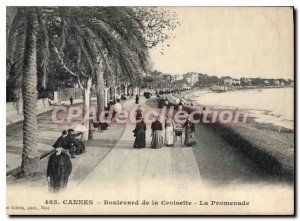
[7,6,176,176]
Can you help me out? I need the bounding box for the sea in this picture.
[185,87,294,130]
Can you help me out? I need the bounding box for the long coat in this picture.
[135,95,139,104]
[47,152,72,192]
[133,121,147,148]
[183,120,196,146]
[65,134,86,155]
[53,136,68,149]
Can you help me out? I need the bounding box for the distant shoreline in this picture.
[183,85,294,98]
[165,89,294,181]
[182,87,294,128]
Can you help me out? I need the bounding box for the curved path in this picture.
[7,96,293,215]
[78,97,202,192]
[78,96,293,192]
[7,96,292,189]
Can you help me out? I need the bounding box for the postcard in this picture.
[6,6,294,215]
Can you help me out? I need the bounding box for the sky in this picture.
[150,7,294,79]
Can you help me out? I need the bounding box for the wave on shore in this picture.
[185,88,294,130]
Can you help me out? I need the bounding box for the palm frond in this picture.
[9,15,27,93]
[6,8,26,80]
[6,7,18,44]
[84,18,147,73]
[86,9,149,71]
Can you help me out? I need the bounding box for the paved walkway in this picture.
[6,98,91,127]
[7,95,294,216]
[6,98,98,172]
[78,97,203,193]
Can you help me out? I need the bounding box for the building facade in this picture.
[224,77,241,86]
[183,72,199,86]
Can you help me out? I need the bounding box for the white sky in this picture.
[150,7,294,79]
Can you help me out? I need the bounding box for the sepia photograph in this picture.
[5,5,294,215]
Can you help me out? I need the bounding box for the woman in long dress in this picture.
[183,118,196,147]
[150,116,163,149]
[165,117,174,147]
[133,118,146,148]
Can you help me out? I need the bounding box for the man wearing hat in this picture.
[52,130,68,150]
[67,129,86,155]
[47,136,72,193]
[65,129,84,158]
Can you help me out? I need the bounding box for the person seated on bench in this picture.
[65,129,86,157]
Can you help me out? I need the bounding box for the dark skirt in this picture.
[134,130,146,148]
[75,141,86,155]
[184,128,196,146]
[151,130,163,149]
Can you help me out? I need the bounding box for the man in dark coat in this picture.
[135,94,139,104]
[53,130,68,150]
[65,129,86,156]
[62,130,76,158]
[47,145,72,193]
[69,96,73,105]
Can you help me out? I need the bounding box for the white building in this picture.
[173,74,184,81]
[224,78,241,86]
[241,78,252,85]
[274,80,280,86]
[233,78,241,85]
[183,72,199,86]
[224,78,232,85]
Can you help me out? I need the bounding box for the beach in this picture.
[185,87,294,130]
[171,87,294,179]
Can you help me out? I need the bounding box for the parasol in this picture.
[113,103,123,113]
[71,123,88,132]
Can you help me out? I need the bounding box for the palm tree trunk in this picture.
[81,78,92,140]
[109,87,113,101]
[21,10,41,176]
[95,62,105,119]
[90,42,105,119]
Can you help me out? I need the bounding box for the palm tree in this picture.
[7,7,50,175]
[48,7,149,124]
[6,6,174,175]
[21,9,41,175]
[78,7,149,114]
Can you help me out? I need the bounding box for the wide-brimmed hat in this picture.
[67,129,75,134]
[53,139,64,149]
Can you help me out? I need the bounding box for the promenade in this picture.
[6,96,294,215]
[7,96,291,188]
[77,98,202,191]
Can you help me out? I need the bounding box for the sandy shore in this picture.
[168,91,294,180]
[184,88,294,130]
